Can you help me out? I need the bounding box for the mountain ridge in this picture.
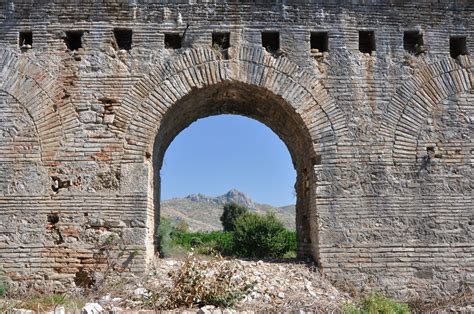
[161,189,295,231]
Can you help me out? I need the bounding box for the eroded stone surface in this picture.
[0,0,472,298]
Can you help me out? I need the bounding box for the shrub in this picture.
[158,217,173,257]
[0,279,5,297]
[232,212,292,258]
[175,220,189,233]
[157,254,252,309]
[220,202,249,231]
[343,294,410,314]
[172,231,234,256]
[283,229,297,254]
[0,266,6,297]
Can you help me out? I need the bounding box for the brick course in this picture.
[0,0,472,297]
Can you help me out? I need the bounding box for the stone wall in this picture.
[0,0,472,298]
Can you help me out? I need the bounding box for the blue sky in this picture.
[160,114,296,206]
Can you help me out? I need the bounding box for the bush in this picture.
[175,220,189,233]
[232,212,292,258]
[0,279,5,297]
[0,266,6,297]
[220,202,249,232]
[158,217,173,257]
[343,294,410,314]
[172,231,234,256]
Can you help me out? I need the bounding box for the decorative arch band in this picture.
[0,50,63,163]
[111,46,348,163]
[383,56,473,164]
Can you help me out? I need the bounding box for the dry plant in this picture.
[407,283,473,313]
[150,253,253,309]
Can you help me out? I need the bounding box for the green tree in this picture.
[220,202,249,231]
[232,212,291,258]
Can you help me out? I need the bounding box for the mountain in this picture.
[161,189,295,231]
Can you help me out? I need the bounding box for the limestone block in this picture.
[120,163,149,194]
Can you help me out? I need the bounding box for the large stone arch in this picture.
[0,50,63,163]
[382,56,472,165]
[112,46,347,161]
[111,46,348,262]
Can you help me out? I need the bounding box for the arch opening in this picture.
[160,114,297,214]
[151,82,319,261]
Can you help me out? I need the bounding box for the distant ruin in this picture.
[0,0,472,297]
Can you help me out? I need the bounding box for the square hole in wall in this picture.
[262,31,279,53]
[212,32,230,49]
[359,30,375,53]
[165,33,182,49]
[404,30,424,54]
[19,31,32,49]
[114,28,133,51]
[310,32,328,53]
[212,32,230,59]
[65,31,83,51]
[450,36,468,59]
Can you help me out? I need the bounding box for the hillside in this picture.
[161,189,295,231]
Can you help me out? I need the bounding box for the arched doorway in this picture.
[151,82,318,260]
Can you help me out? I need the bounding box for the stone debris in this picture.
[81,303,104,314]
[5,256,473,313]
[133,287,150,297]
[93,257,347,312]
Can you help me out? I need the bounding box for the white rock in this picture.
[277,292,285,299]
[98,294,111,305]
[133,287,149,297]
[81,303,103,314]
[198,305,216,314]
[305,280,317,296]
[13,309,35,314]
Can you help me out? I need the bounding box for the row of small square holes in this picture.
[18,29,469,59]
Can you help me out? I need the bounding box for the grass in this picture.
[343,294,410,314]
[1,294,88,312]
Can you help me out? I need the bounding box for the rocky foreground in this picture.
[92,257,346,313]
[3,256,345,313]
[3,255,473,313]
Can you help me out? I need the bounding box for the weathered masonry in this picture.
[0,0,472,298]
